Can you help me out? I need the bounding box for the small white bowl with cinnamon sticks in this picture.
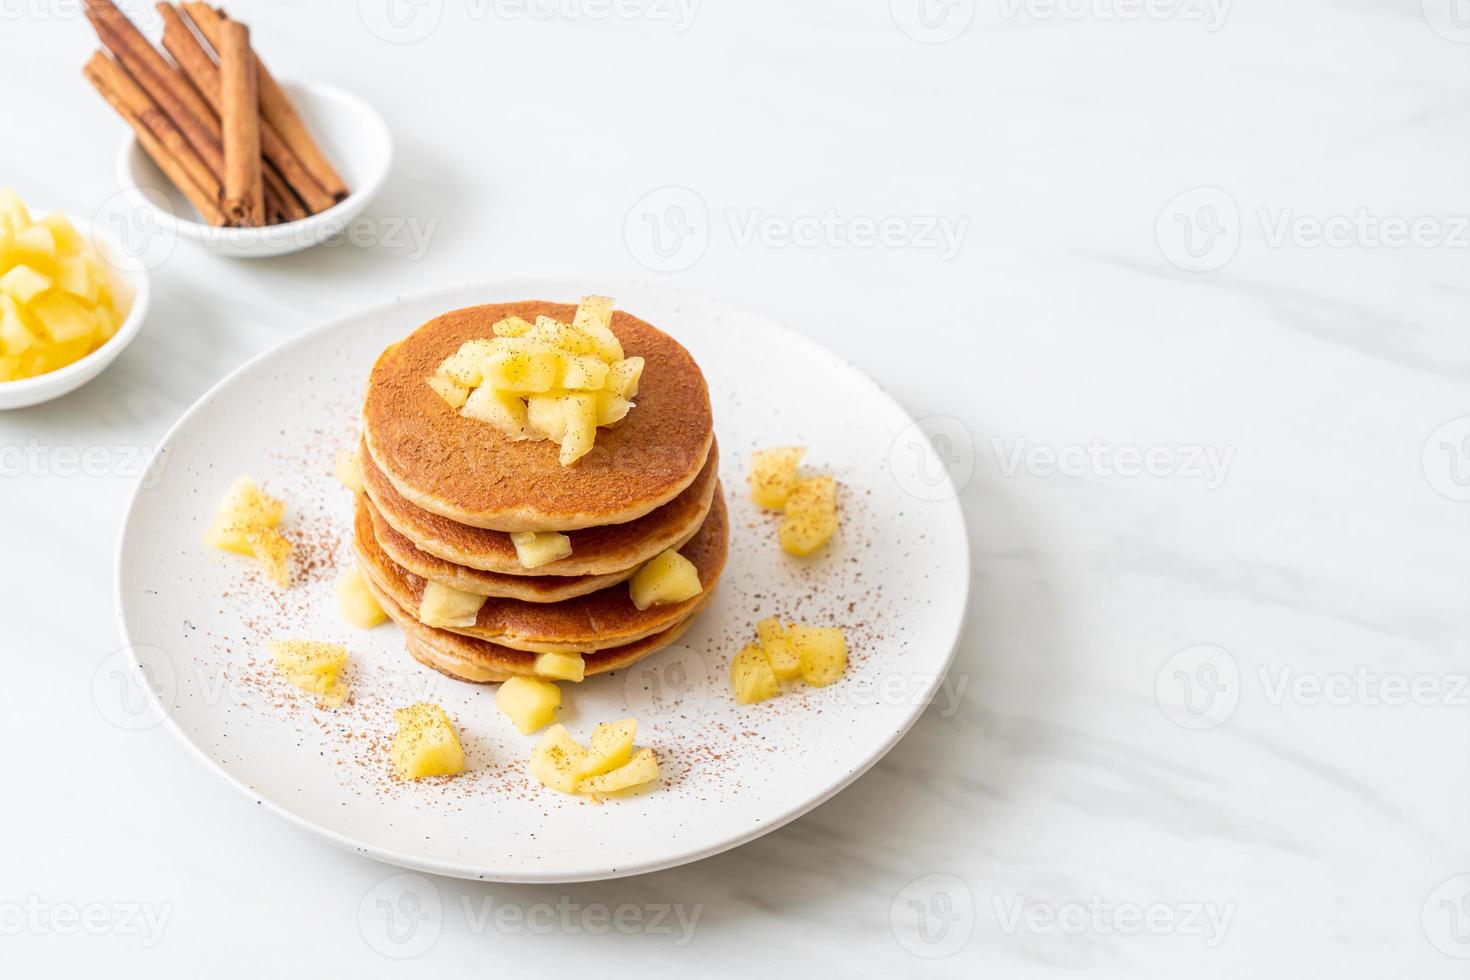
[85,2,391,259]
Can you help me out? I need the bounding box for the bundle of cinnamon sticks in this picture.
[82,1,349,227]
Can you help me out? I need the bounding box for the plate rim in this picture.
[113,276,971,883]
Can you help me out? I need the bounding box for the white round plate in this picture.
[114,278,969,882]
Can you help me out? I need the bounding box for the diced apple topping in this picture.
[204,475,293,587]
[779,475,838,556]
[495,676,561,735]
[533,651,586,683]
[334,448,362,493]
[528,719,659,797]
[628,549,701,610]
[336,564,387,629]
[510,530,572,569]
[423,295,640,465]
[418,580,487,628]
[729,621,848,704]
[749,446,805,509]
[391,702,465,780]
[269,639,348,708]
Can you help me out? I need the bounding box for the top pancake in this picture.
[362,301,714,532]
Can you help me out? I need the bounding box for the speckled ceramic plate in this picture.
[113,278,970,882]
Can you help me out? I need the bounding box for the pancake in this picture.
[361,492,687,602]
[354,486,729,654]
[362,301,714,532]
[362,572,709,683]
[360,436,720,577]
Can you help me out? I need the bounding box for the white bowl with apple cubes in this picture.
[0,194,149,410]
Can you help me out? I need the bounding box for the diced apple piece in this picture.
[531,315,594,355]
[461,384,528,439]
[756,617,802,680]
[28,292,93,343]
[730,644,780,704]
[629,549,701,610]
[391,702,465,780]
[334,448,362,493]
[579,747,659,795]
[480,349,558,394]
[204,475,285,555]
[269,639,348,707]
[426,373,470,409]
[577,717,637,778]
[571,295,624,362]
[418,580,486,628]
[437,339,497,386]
[492,315,533,337]
[558,393,597,465]
[55,254,98,304]
[510,530,572,569]
[533,651,586,683]
[40,212,83,254]
[336,564,387,629]
[0,356,19,381]
[788,624,847,687]
[749,446,806,509]
[245,526,292,587]
[559,354,609,391]
[528,723,589,793]
[595,392,632,427]
[0,264,52,304]
[526,394,567,442]
[10,224,56,273]
[0,294,37,356]
[495,675,561,735]
[0,188,31,228]
[779,475,838,556]
[605,356,644,399]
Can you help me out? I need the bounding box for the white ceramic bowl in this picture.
[0,215,149,410]
[115,81,392,259]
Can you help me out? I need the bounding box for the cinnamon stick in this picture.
[262,161,308,222]
[218,20,262,225]
[83,52,227,226]
[183,3,349,203]
[158,3,333,214]
[83,0,225,196]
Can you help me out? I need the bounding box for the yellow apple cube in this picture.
[559,392,598,465]
[269,639,348,707]
[438,339,498,386]
[204,475,285,555]
[28,292,93,343]
[40,212,83,254]
[749,446,806,509]
[10,224,56,273]
[629,549,701,610]
[336,564,387,629]
[510,530,572,569]
[391,703,465,780]
[531,316,594,355]
[559,354,609,391]
[577,718,637,778]
[334,448,362,493]
[571,295,624,362]
[418,580,486,628]
[779,475,838,556]
[528,723,589,793]
[595,392,632,427]
[0,188,31,228]
[492,315,533,337]
[462,384,528,439]
[533,651,586,683]
[788,624,847,687]
[579,747,659,795]
[480,349,558,394]
[730,644,780,704]
[245,526,292,587]
[756,617,802,680]
[605,357,644,399]
[0,295,37,356]
[55,254,99,304]
[526,393,567,442]
[0,264,52,304]
[426,373,470,409]
[495,675,561,735]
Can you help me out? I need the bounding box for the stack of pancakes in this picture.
[353,301,727,683]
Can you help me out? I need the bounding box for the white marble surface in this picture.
[2,1,1467,975]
